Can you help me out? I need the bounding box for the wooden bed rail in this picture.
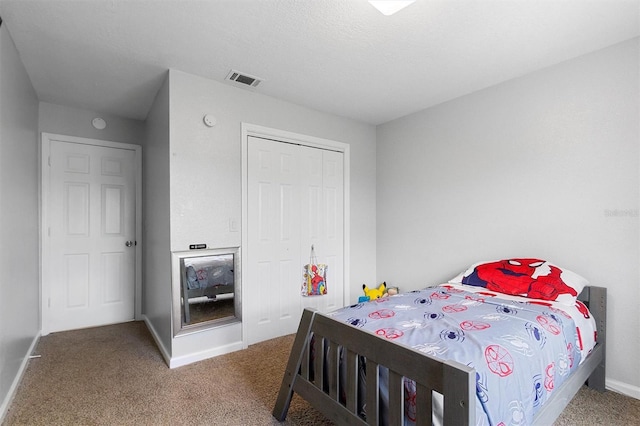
[273,308,476,425]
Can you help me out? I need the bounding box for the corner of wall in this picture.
[0,333,40,422]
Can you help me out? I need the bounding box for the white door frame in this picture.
[241,123,350,348]
[40,133,142,335]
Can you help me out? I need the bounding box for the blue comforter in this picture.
[327,284,592,425]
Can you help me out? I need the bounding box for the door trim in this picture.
[240,123,351,348]
[40,133,142,335]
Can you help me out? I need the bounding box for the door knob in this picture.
[125,241,134,247]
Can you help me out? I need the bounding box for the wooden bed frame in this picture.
[273,286,606,425]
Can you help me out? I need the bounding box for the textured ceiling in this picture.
[0,0,638,125]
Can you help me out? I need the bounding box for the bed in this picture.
[273,259,607,425]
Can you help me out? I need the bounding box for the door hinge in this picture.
[48,156,51,166]
[48,297,51,308]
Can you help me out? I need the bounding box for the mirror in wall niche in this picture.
[172,247,241,337]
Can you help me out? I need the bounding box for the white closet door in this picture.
[247,137,303,344]
[246,136,344,345]
[301,148,344,314]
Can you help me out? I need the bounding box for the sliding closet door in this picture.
[246,136,344,345]
[246,137,302,344]
[300,147,344,314]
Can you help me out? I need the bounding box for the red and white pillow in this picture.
[449,258,588,305]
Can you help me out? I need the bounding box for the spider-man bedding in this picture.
[326,282,597,425]
[183,254,234,298]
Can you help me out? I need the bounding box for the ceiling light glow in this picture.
[368,0,416,16]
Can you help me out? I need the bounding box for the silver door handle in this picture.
[125,241,134,247]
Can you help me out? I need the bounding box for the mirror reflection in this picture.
[179,250,239,330]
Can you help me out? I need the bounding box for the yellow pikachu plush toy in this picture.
[362,282,387,300]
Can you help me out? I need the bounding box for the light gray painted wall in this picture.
[376,38,639,391]
[38,102,145,144]
[0,23,39,418]
[169,69,377,299]
[168,69,377,358]
[142,72,173,357]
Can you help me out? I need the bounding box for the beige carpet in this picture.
[3,321,639,425]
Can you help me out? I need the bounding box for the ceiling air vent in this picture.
[226,70,263,89]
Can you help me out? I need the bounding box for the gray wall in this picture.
[169,69,377,299]
[0,23,39,418]
[38,102,145,145]
[167,69,377,360]
[376,38,639,392]
[142,72,173,359]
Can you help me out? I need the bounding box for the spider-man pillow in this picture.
[449,258,588,305]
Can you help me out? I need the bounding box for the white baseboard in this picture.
[169,341,244,369]
[606,378,640,400]
[142,315,171,367]
[0,332,41,423]
[142,315,244,369]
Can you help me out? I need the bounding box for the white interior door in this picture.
[246,135,344,345]
[45,139,137,333]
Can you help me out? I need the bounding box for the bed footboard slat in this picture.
[366,360,380,425]
[314,333,325,390]
[301,336,310,379]
[388,370,404,426]
[415,383,432,426]
[328,339,340,400]
[346,349,359,413]
[442,362,475,425]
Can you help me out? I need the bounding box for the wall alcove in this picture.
[171,247,241,337]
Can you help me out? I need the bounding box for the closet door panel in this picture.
[247,137,302,344]
[300,147,324,312]
[320,149,344,313]
[301,148,344,313]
